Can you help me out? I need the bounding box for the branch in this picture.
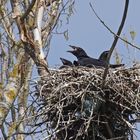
[0,6,15,43]
[105,120,114,138]
[45,0,57,7]
[101,0,129,88]
[42,1,61,42]
[89,0,129,87]
[0,49,25,127]
[11,0,50,76]
[42,0,68,49]
[33,0,45,60]
[1,125,7,140]
[17,58,33,140]
[89,2,140,51]
[21,0,37,20]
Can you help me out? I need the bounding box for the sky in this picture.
[48,0,140,68]
[47,0,140,139]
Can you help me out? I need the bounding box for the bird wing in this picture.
[78,58,106,67]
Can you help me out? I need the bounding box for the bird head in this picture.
[73,60,79,66]
[67,45,89,59]
[99,50,110,61]
[60,57,73,66]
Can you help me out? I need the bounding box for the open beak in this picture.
[60,57,66,63]
[67,45,78,53]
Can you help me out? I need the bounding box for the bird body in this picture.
[68,45,124,68]
[76,57,107,67]
[59,57,73,69]
[99,50,109,61]
[98,50,124,68]
[68,45,107,67]
[60,57,73,66]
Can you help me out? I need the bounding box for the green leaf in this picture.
[114,49,121,64]
[63,30,69,41]
[130,30,136,41]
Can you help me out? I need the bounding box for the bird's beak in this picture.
[60,57,65,63]
[67,45,78,53]
[67,50,73,53]
[60,57,63,61]
[69,45,77,49]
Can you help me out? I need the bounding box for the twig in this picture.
[21,0,36,20]
[1,125,7,140]
[102,0,129,87]
[105,119,114,138]
[89,2,140,51]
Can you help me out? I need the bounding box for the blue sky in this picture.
[48,0,140,67]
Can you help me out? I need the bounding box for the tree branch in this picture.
[1,125,7,140]
[21,0,37,20]
[90,1,129,87]
[89,2,140,51]
[33,0,45,59]
[101,0,129,88]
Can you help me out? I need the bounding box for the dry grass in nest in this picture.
[35,65,140,140]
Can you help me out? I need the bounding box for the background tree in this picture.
[0,0,74,139]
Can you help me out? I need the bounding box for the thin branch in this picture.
[1,125,7,140]
[105,120,114,138]
[1,19,15,43]
[102,0,129,88]
[33,0,46,61]
[89,2,140,51]
[0,6,15,43]
[21,0,37,20]
[10,127,47,137]
[42,0,70,53]
[45,0,57,7]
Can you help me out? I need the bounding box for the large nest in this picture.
[36,66,140,140]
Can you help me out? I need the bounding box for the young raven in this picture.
[60,57,73,66]
[59,57,73,69]
[68,45,124,68]
[99,50,109,61]
[67,45,106,67]
[98,50,124,68]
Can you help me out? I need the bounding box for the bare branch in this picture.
[89,2,140,51]
[102,0,129,87]
[21,0,37,20]
[33,0,45,59]
[1,125,7,140]
[0,49,25,127]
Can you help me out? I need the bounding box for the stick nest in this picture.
[36,66,140,140]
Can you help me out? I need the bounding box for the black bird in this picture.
[60,57,79,67]
[60,57,73,66]
[67,45,106,67]
[73,60,79,66]
[68,45,124,68]
[68,45,90,59]
[59,57,73,69]
[98,50,124,68]
[99,50,109,61]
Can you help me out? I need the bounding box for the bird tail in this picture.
[110,64,124,68]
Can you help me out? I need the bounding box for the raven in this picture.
[60,57,79,67]
[60,57,73,66]
[59,57,73,69]
[99,50,109,61]
[98,50,124,68]
[68,45,124,68]
[67,45,106,67]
